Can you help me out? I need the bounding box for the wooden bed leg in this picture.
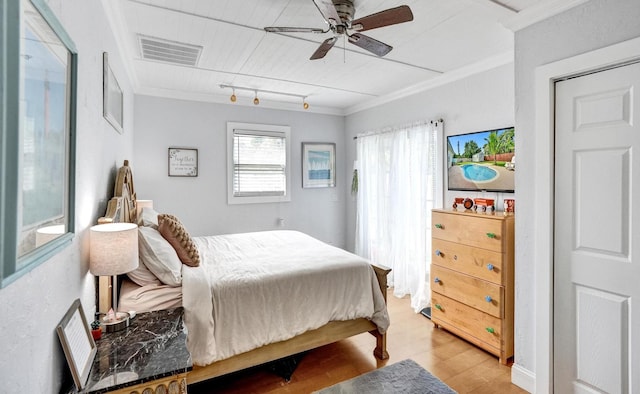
[372,331,389,360]
[370,263,391,360]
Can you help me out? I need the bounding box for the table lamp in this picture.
[89,222,138,331]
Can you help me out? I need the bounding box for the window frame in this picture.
[0,0,77,288]
[226,122,291,205]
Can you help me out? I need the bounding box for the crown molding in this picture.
[502,0,589,32]
[101,0,140,91]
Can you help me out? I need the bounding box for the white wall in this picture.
[514,0,640,389]
[0,1,135,392]
[344,63,515,252]
[133,95,348,247]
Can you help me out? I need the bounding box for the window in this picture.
[227,122,291,204]
[1,0,77,287]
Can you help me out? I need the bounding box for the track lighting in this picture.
[220,84,309,110]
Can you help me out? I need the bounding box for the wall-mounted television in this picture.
[446,127,515,193]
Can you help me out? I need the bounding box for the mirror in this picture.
[0,0,77,286]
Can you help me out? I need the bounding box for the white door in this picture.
[554,61,640,393]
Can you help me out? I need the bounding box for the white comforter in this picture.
[182,230,390,366]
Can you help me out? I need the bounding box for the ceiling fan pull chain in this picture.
[343,34,346,63]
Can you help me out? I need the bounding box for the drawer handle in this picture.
[435,223,443,229]
[487,263,494,271]
[435,304,443,311]
[453,255,457,261]
[486,232,497,239]
[434,277,441,284]
[486,327,495,334]
[485,295,493,302]
[435,249,441,256]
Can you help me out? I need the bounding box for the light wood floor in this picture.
[189,290,527,394]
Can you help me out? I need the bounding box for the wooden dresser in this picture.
[430,209,515,364]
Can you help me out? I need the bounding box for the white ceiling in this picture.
[103,0,576,115]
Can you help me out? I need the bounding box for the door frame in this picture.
[533,36,640,393]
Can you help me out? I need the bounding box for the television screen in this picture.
[446,127,515,193]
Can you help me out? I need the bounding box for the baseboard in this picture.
[511,363,535,393]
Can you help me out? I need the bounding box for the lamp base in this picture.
[100,311,130,332]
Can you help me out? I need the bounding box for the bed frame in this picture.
[97,160,391,385]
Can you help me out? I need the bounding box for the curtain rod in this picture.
[353,118,444,140]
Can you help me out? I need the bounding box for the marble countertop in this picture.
[68,307,192,393]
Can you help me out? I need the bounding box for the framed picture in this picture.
[302,142,336,188]
[103,52,123,133]
[168,147,198,177]
[56,299,97,390]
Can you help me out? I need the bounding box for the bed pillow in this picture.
[157,214,200,267]
[126,258,161,287]
[138,207,159,229]
[138,226,182,286]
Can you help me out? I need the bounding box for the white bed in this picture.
[100,161,391,385]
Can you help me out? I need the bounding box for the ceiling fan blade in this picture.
[310,36,338,60]
[348,33,392,57]
[264,26,327,33]
[312,0,341,26]
[351,5,414,32]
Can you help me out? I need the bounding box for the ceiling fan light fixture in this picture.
[264,1,413,60]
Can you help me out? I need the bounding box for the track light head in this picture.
[253,91,260,105]
[230,88,236,102]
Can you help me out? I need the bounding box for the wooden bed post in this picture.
[370,263,391,360]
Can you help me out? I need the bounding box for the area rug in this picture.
[314,359,457,394]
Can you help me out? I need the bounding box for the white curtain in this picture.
[355,120,439,312]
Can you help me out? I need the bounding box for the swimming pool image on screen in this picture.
[461,164,498,182]
[447,127,514,193]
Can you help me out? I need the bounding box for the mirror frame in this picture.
[0,0,77,287]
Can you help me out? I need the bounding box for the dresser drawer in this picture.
[432,238,504,285]
[432,211,504,252]
[431,293,502,349]
[431,265,502,318]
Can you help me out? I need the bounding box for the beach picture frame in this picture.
[302,142,336,188]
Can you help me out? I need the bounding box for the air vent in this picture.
[138,35,202,66]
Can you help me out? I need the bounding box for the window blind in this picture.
[233,131,287,197]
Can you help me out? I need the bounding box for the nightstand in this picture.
[67,307,192,393]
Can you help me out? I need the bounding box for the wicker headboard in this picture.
[98,160,137,224]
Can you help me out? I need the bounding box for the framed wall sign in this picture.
[302,142,336,188]
[103,52,123,133]
[56,299,97,390]
[168,148,198,177]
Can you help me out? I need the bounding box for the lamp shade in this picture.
[89,223,139,276]
[35,224,65,247]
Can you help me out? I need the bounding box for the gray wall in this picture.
[0,0,135,392]
[514,0,640,382]
[344,63,515,252]
[133,95,348,247]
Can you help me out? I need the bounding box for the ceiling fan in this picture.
[264,0,414,60]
